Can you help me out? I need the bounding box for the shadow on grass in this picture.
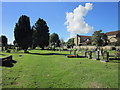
[109,58,120,60]
[109,58,120,63]
[28,52,69,56]
[28,49,69,51]
[0,59,17,67]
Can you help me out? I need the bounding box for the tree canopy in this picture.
[66,38,74,48]
[92,30,108,46]
[50,33,60,47]
[0,35,8,50]
[32,18,49,49]
[0,35,8,46]
[14,15,32,52]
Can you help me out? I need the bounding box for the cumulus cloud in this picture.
[65,3,94,40]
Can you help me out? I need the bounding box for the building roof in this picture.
[77,34,91,38]
[105,30,120,36]
[76,30,120,38]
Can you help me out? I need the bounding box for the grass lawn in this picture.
[1,49,119,88]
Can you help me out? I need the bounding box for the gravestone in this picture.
[82,51,87,57]
[102,51,109,62]
[88,51,92,59]
[94,51,100,60]
[101,48,104,56]
[74,49,77,56]
[99,50,102,56]
[70,49,72,55]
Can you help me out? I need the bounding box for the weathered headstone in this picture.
[99,50,102,56]
[94,51,100,60]
[70,49,72,55]
[82,51,87,57]
[101,48,104,56]
[88,51,92,59]
[74,49,77,56]
[102,51,109,62]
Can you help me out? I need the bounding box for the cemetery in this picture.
[0,10,119,88]
[0,46,119,88]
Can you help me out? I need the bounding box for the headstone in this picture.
[82,51,87,57]
[70,49,72,55]
[101,48,104,56]
[74,49,77,56]
[102,51,109,62]
[94,51,100,60]
[88,51,92,59]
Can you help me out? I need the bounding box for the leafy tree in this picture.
[32,18,49,49]
[0,35,8,50]
[102,34,108,45]
[92,30,104,46]
[14,15,32,53]
[67,38,74,48]
[50,33,60,49]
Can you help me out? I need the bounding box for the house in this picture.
[105,30,120,45]
[74,34,92,46]
[74,30,120,46]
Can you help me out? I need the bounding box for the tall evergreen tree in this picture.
[14,15,32,53]
[32,18,49,49]
[0,35,8,50]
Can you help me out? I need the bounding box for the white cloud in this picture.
[65,3,94,40]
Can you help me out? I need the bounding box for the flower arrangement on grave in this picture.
[67,55,76,58]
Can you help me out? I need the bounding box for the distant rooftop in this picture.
[77,34,91,38]
[105,30,120,36]
[76,30,120,37]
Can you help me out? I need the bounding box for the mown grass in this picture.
[1,49,119,88]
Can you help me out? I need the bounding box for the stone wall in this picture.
[73,45,120,50]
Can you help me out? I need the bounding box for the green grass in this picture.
[1,49,119,88]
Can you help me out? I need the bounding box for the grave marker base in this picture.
[100,60,109,63]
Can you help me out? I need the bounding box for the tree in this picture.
[32,18,49,49]
[0,35,8,50]
[14,15,32,53]
[67,38,75,48]
[92,30,104,46]
[13,40,16,46]
[102,34,108,45]
[50,33,60,49]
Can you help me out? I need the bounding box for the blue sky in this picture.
[2,2,118,44]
